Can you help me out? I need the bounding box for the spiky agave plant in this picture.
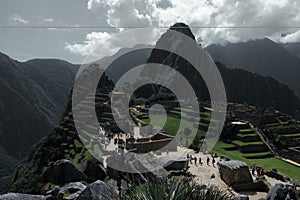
[129,176,231,200]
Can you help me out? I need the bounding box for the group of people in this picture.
[187,153,216,167]
[250,163,265,177]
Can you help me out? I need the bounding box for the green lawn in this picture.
[213,142,300,181]
[143,114,206,138]
[239,129,254,133]
[236,133,258,138]
[232,140,264,146]
[280,133,300,137]
[134,109,300,182]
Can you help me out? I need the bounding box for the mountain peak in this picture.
[169,23,196,40]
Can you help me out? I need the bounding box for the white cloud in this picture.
[66,0,300,56]
[65,29,161,62]
[9,14,29,25]
[65,32,113,57]
[43,18,55,23]
[280,30,300,43]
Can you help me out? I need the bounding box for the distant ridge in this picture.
[206,38,300,98]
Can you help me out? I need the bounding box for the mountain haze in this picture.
[206,39,300,98]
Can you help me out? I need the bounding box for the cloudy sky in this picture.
[1,0,300,63]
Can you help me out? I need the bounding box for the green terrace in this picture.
[232,140,265,147]
[264,122,300,143]
[212,142,300,181]
[280,133,300,138]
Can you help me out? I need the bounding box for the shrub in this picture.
[128,176,231,200]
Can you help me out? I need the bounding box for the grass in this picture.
[232,140,264,146]
[74,139,83,148]
[236,133,258,138]
[133,108,300,182]
[142,114,206,138]
[239,129,254,133]
[280,133,300,137]
[212,142,300,181]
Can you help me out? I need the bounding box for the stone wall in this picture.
[237,144,268,153]
[126,138,177,153]
[286,147,300,164]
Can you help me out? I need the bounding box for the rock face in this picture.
[0,53,78,157]
[265,170,286,182]
[143,23,300,119]
[0,193,46,200]
[42,159,87,185]
[232,179,271,192]
[220,155,230,161]
[218,160,271,192]
[80,157,107,182]
[206,39,300,99]
[56,182,86,200]
[218,160,253,186]
[76,180,119,200]
[160,157,189,171]
[267,184,298,200]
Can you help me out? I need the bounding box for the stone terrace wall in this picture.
[286,147,300,164]
[126,139,177,153]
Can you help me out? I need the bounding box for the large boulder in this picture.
[160,157,189,171]
[42,159,87,185]
[232,179,271,192]
[80,157,107,182]
[218,160,253,186]
[76,180,119,200]
[267,183,298,200]
[265,170,286,182]
[56,182,86,200]
[0,193,46,200]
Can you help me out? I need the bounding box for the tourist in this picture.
[207,157,210,165]
[212,157,216,167]
[166,149,169,156]
[251,163,256,175]
[256,166,261,176]
[199,157,203,165]
[260,168,265,176]
[194,157,197,165]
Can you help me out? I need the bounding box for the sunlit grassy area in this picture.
[212,142,300,181]
[132,107,300,182]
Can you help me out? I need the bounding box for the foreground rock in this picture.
[0,193,46,200]
[218,160,252,186]
[267,183,298,200]
[76,180,119,200]
[80,157,107,182]
[56,182,86,200]
[42,159,87,185]
[265,170,287,182]
[218,160,271,192]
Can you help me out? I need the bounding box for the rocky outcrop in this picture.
[56,182,86,200]
[218,160,252,186]
[76,180,119,200]
[265,170,287,182]
[232,179,271,192]
[42,159,87,185]
[267,183,298,200]
[218,160,271,192]
[80,157,107,182]
[143,23,300,119]
[220,155,230,161]
[2,181,117,200]
[160,157,189,171]
[0,53,77,157]
[0,193,46,200]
